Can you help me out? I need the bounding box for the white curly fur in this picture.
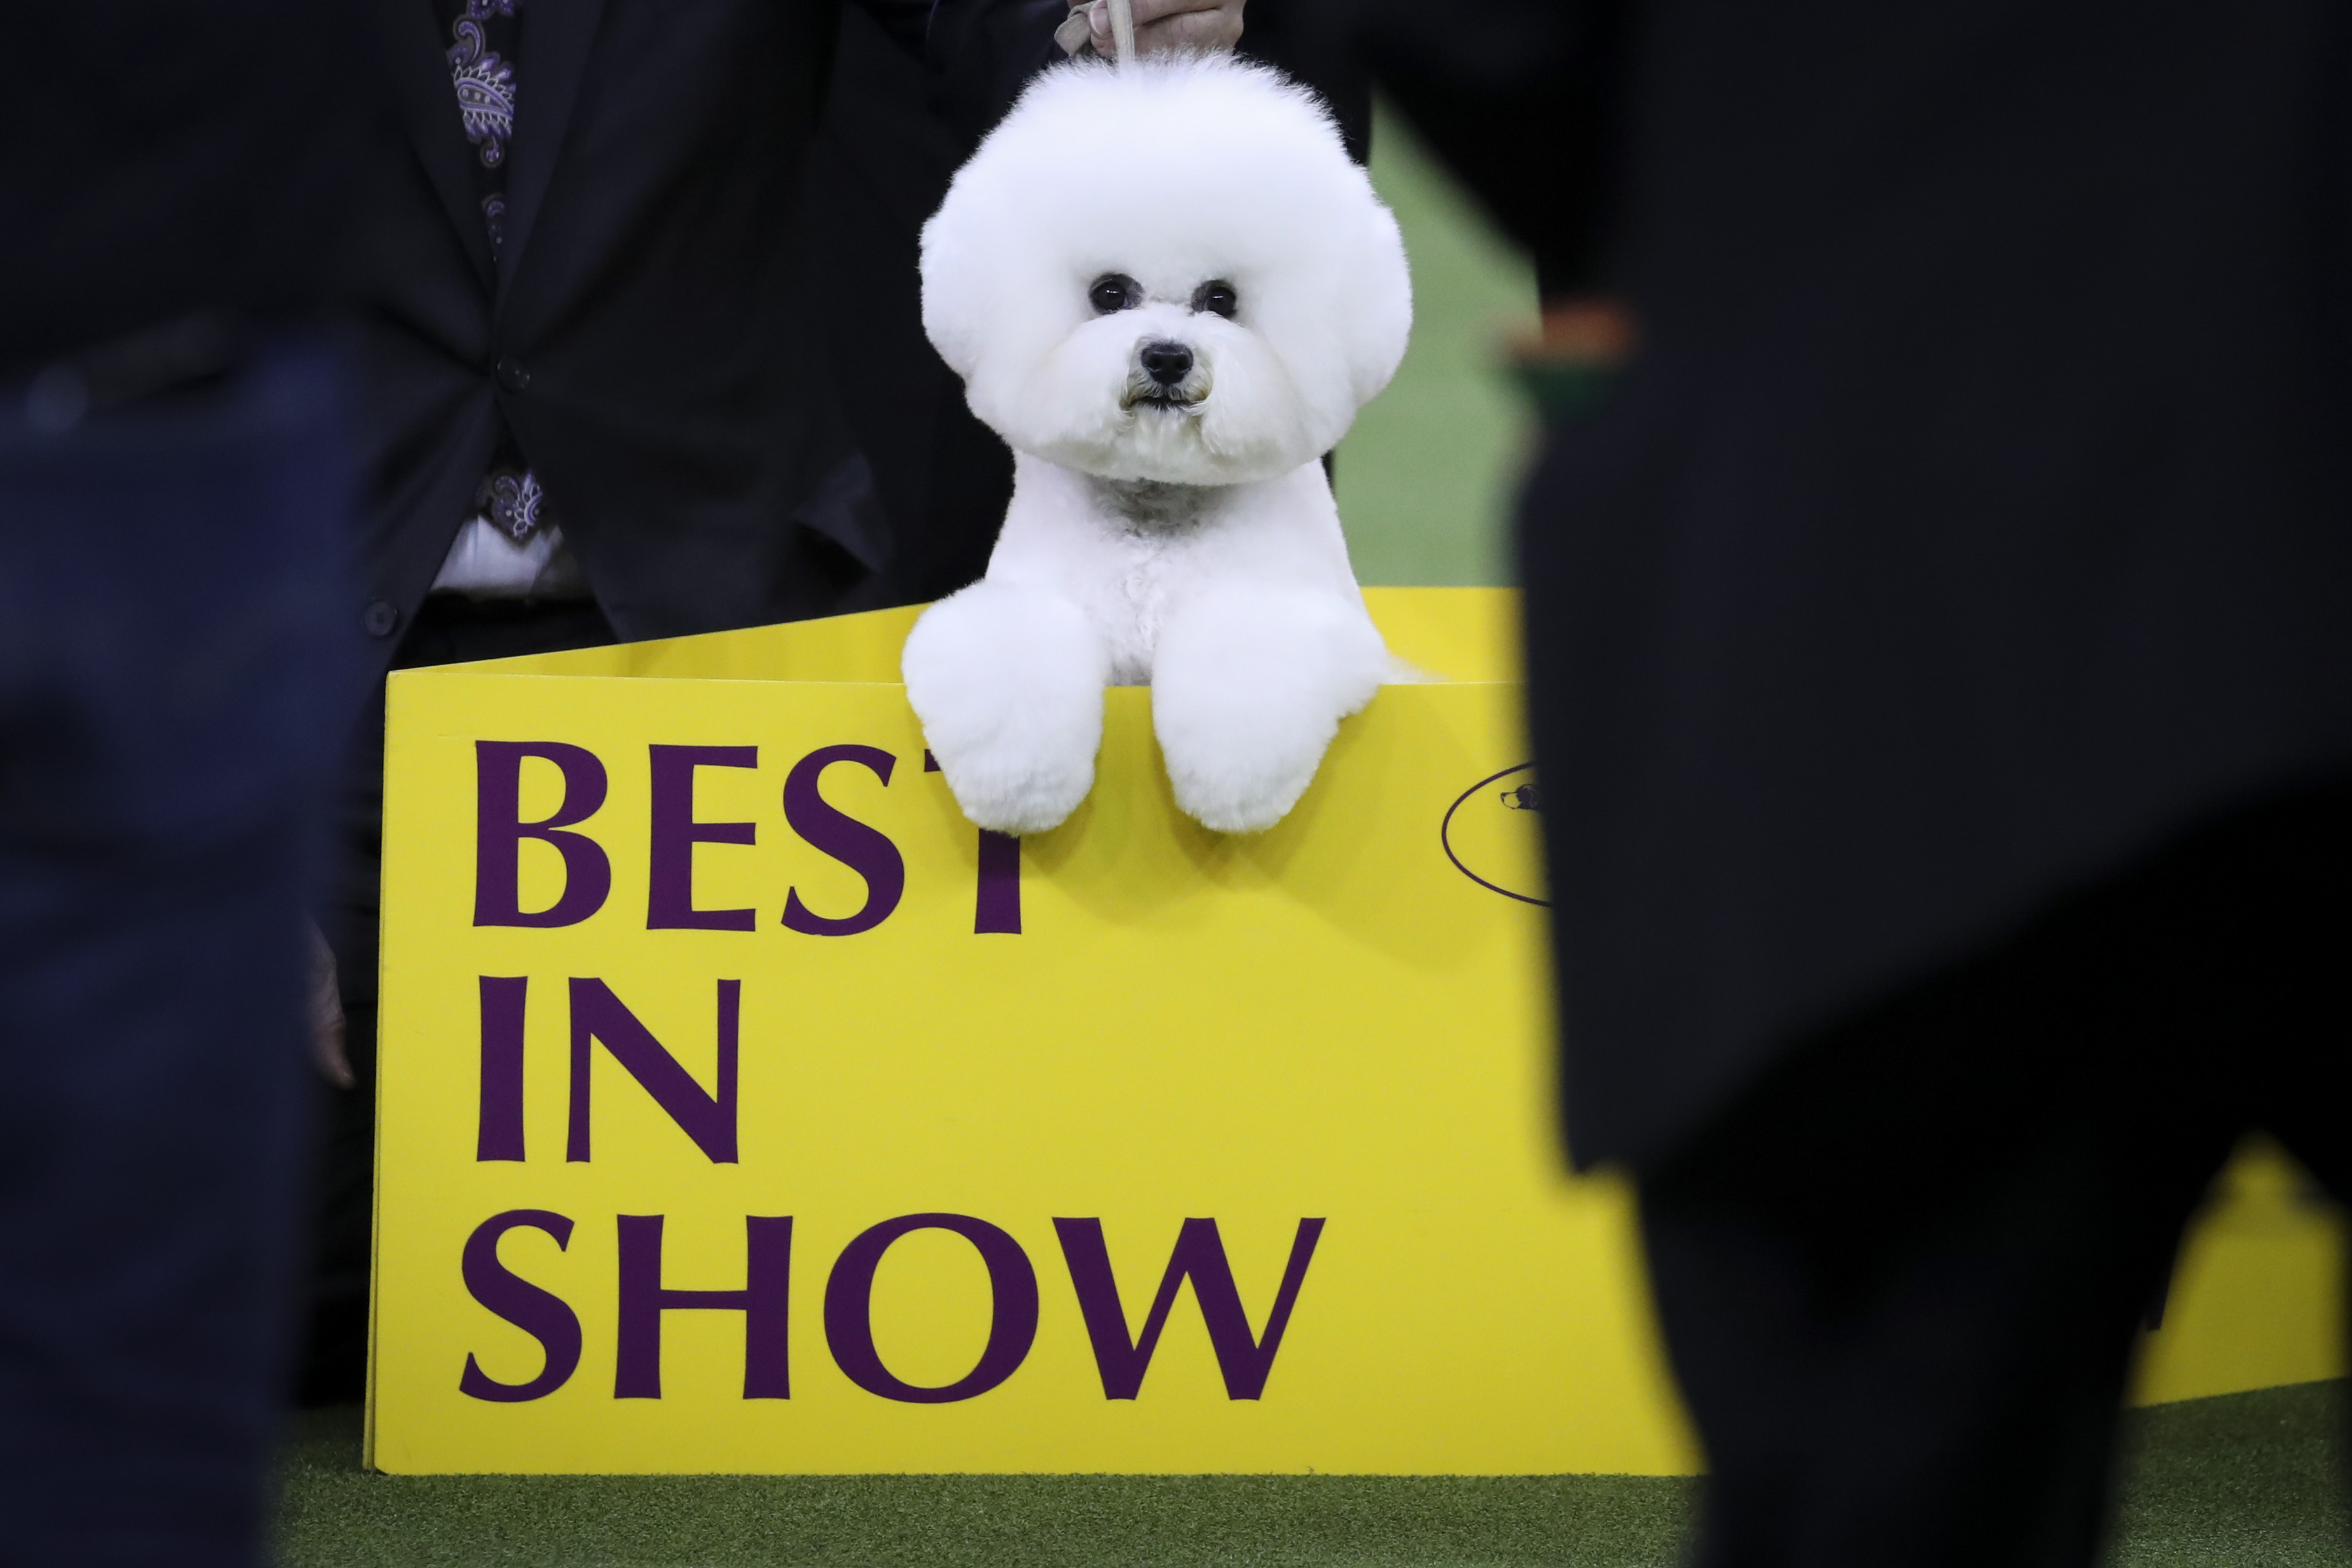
[905,54,1412,835]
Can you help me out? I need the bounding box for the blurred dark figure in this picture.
[1337,0,2352,1562]
[1291,0,1615,298]
[0,4,367,1560]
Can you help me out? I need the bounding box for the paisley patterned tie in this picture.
[444,0,519,256]
[441,0,546,545]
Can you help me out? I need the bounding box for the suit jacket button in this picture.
[495,357,530,392]
[363,600,401,638]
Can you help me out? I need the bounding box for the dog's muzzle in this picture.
[1123,338,1211,411]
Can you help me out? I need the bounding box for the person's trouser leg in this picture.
[1642,1014,2225,1566]
[0,344,354,1564]
[1638,781,2351,1568]
[2224,788,2352,1526]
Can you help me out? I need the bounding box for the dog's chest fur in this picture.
[1090,478,1227,685]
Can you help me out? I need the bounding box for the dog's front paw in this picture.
[902,581,1110,834]
[1150,586,1388,833]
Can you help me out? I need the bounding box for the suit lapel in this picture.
[498,0,613,303]
[376,0,497,284]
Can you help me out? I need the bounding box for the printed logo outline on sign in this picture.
[1440,764,1547,907]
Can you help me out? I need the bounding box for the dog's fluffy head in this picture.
[921,56,1412,485]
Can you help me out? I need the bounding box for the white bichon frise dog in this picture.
[902,54,1413,836]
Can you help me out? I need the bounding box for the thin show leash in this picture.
[1056,0,1138,67]
[1106,0,1136,67]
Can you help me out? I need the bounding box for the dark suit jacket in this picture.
[350,0,1057,656]
[797,4,1015,612]
[1498,0,2352,1172]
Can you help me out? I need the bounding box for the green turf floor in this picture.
[2110,1382,2350,1566]
[274,1380,2346,1565]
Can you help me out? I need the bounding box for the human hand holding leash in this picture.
[1085,0,1244,58]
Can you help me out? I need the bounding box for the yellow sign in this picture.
[368,589,2341,1475]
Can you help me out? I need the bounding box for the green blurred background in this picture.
[1334,114,1537,589]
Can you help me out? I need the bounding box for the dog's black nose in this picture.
[1139,341,1193,388]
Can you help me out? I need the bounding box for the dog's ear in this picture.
[1202,72,1413,450]
[917,168,1006,386]
[920,61,1124,397]
[1341,199,1413,407]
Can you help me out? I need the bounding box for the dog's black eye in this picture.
[1089,273,1140,314]
[1192,280,1238,319]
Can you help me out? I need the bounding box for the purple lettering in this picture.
[566,978,739,1164]
[975,831,1022,934]
[781,745,904,936]
[474,741,612,927]
[476,976,527,1162]
[1052,1218,1324,1400]
[926,752,1022,934]
[823,1214,1038,1402]
[458,1209,582,1402]
[647,745,758,931]
[614,1214,793,1399]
